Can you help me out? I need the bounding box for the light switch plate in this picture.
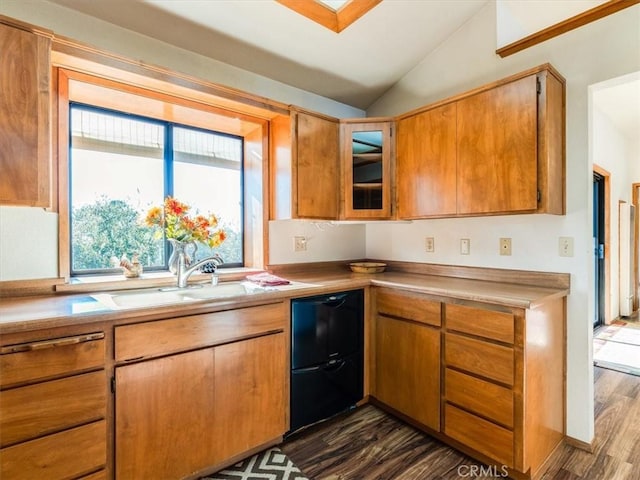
[460,238,470,255]
[559,237,574,257]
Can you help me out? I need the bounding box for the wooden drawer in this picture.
[445,333,514,386]
[446,303,514,344]
[115,302,287,361]
[79,470,107,480]
[0,420,106,480]
[0,333,105,387]
[444,368,513,428]
[445,404,513,467]
[0,371,106,447]
[376,288,441,327]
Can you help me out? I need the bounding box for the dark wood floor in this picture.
[281,367,640,480]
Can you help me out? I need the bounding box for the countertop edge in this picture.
[0,273,569,335]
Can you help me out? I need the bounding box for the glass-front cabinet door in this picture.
[342,121,393,219]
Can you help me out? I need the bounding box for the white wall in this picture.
[0,0,365,281]
[367,1,640,444]
[0,207,58,280]
[592,94,640,319]
[496,0,606,47]
[269,220,366,265]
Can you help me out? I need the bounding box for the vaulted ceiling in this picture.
[46,0,488,109]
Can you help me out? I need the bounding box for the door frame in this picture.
[633,182,639,312]
[593,165,611,325]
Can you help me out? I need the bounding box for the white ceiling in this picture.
[46,0,488,109]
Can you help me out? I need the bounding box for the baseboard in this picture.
[565,435,594,453]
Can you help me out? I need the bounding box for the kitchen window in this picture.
[69,104,243,275]
[56,67,271,281]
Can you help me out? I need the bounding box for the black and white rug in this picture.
[203,447,309,480]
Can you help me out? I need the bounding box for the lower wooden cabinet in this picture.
[0,328,107,480]
[115,306,287,480]
[115,348,217,479]
[373,287,566,480]
[442,300,565,478]
[0,421,106,480]
[373,288,441,432]
[213,333,286,461]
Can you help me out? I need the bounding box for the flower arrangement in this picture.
[144,196,226,248]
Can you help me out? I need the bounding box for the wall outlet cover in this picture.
[425,237,435,253]
[500,237,512,256]
[294,236,307,252]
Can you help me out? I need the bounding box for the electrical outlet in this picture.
[460,238,470,255]
[500,238,512,256]
[294,236,307,252]
[425,237,435,253]
[559,236,574,257]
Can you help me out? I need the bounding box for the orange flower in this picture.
[144,196,226,249]
[144,206,162,227]
[164,197,188,216]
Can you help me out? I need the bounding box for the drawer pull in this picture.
[1,333,105,354]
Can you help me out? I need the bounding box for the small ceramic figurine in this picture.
[110,253,143,278]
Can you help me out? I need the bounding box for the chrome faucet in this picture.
[176,252,224,288]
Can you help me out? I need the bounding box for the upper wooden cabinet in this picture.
[0,18,52,208]
[292,109,340,219]
[342,120,394,220]
[396,65,565,219]
[397,103,457,218]
[456,74,538,215]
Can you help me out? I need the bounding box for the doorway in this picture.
[633,183,639,312]
[593,167,610,329]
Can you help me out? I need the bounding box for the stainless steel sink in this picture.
[91,281,269,310]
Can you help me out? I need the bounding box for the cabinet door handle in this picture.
[0,332,104,354]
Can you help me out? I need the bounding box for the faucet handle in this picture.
[199,261,218,274]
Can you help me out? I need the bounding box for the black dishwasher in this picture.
[289,289,364,434]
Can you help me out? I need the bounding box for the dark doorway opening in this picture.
[594,172,606,329]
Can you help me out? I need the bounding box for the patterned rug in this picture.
[202,447,309,480]
[594,319,640,376]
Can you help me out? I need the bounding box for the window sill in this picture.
[56,268,264,294]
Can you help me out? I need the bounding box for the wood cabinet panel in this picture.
[456,75,538,215]
[0,21,51,207]
[397,103,457,218]
[445,368,513,428]
[445,404,514,468]
[376,288,441,327]
[0,371,106,447]
[115,348,216,480]
[0,420,106,480]
[115,302,286,361]
[375,315,440,431]
[537,70,565,215]
[0,334,105,387]
[446,303,514,344]
[342,121,393,219]
[445,333,514,386]
[293,111,339,219]
[214,333,286,461]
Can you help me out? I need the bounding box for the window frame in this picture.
[68,102,245,276]
[56,66,276,283]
